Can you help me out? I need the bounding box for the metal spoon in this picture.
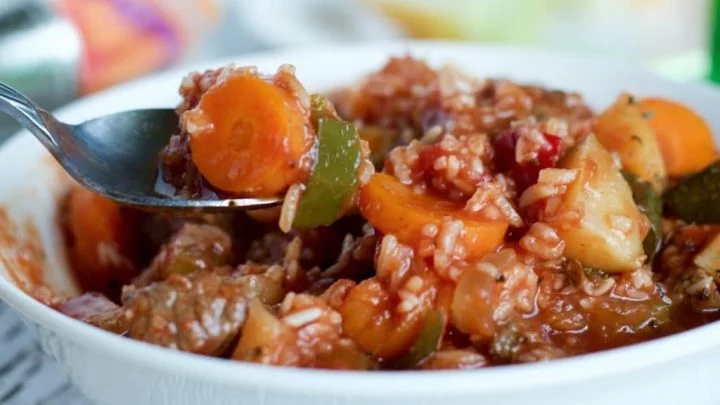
[0,82,282,212]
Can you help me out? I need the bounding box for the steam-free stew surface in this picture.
[52,57,720,370]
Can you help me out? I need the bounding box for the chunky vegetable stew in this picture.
[53,57,720,370]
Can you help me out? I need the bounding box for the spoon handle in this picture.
[0,82,61,153]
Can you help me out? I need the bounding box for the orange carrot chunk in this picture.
[339,278,427,359]
[358,173,508,260]
[66,187,137,295]
[640,98,717,177]
[186,72,313,196]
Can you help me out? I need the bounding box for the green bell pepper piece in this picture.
[293,97,361,228]
[623,171,663,263]
[394,310,445,369]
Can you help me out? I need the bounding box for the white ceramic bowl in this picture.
[1,41,720,405]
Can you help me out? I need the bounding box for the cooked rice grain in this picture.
[279,183,303,233]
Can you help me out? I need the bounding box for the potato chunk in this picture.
[594,93,667,191]
[694,233,720,270]
[557,135,645,272]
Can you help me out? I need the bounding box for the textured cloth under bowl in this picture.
[0,301,89,405]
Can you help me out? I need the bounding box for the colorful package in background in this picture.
[55,0,219,94]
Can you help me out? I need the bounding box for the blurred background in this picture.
[0,0,716,138]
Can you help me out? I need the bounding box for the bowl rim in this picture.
[1,39,720,397]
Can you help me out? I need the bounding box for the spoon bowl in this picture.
[0,82,282,212]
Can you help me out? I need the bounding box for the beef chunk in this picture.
[489,322,566,364]
[489,324,527,363]
[134,223,232,286]
[54,293,128,334]
[122,271,248,355]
